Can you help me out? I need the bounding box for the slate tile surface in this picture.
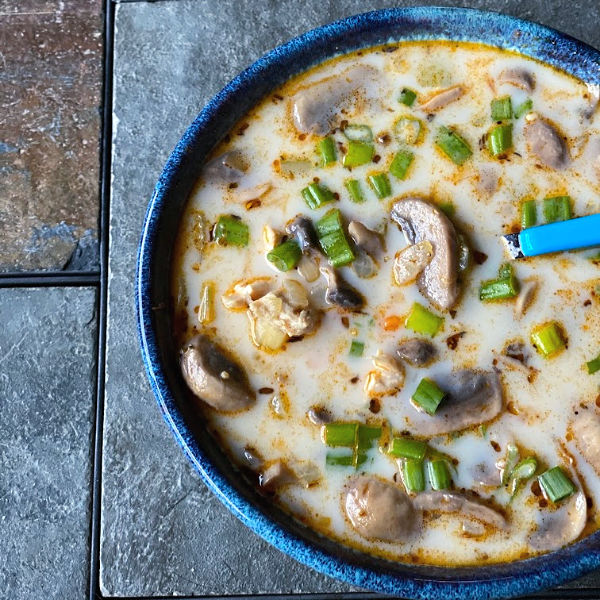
[101,0,600,596]
[0,0,102,272]
[0,287,97,599]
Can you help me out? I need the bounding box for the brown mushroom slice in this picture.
[259,460,296,491]
[393,241,434,286]
[391,198,460,310]
[407,370,503,436]
[396,338,437,367]
[344,475,421,542]
[419,85,464,112]
[290,65,378,135]
[524,116,569,169]
[570,410,600,475]
[320,265,364,311]
[348,221,384,258]
[203,150,247,183]
[498,68,535,92]
[414,491,507,530]
[286,215,319,253]
[180,334,255,412]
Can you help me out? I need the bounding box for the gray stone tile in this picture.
[0,287,96,599]
[101,0,600,597]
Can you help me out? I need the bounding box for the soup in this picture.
[171,41,600,566]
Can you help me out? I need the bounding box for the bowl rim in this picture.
[137,6,600,599]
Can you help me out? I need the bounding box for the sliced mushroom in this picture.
[297,255,320,282]
[344,475,420,542]
[396,338,437,367]
[583,83,600,120]
[419,85,464,112]
[498,67,535,92]
[524,116,569,169]
[203,150,247,183]
[407,369,503,436]
[180,335,255,412]
[307,406,332,425]
[414,491,507,530]
[364,352,405,397]
[351,251,378,279]
[393,241,434,286]
[320,264,364,311]
[570,410,600,475]
[348,221,384,258]
[286,215,319,252]
[391,198,460,310]
[234,182,272,203]
[514,279,538,318]
[290,65,378,135]
[475,165,500,196]
[259,459,296,491]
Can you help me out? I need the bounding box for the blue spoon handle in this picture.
[520,214,600,257]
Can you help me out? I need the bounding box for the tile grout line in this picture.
[0,271,100,288]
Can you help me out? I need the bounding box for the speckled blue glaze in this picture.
[137,7,600,599]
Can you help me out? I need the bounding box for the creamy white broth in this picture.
[172,41,600,566]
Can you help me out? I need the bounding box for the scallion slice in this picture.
[343,140,374,167]
[479,277,519,301]
[399,87,417,107]
[497,262,514,279]
[508,457,537,495]
[501,443,519,485]
[395,117,422,145]
[538,466,576,503]
[367,172,392,199]
[323,422,357,447]
[357,425,382,450]
[439,202,455,217]
[301,182,334,209]
[487,123,513,156]
[389,150,414,180]
[514,98,533,118]
[428,459,452,490]
[325,451,354,466]
[436,126,472,165]
[318,136,337,166]
[214,215,249,247]
[267,239,302,272]
[388,437,428,460]
[491,96,513,120]
[521,199,537,229]
[586,353,600,374]
[543,196,572,223]
[316,208,355,267]
[531,321,566,358]
[405,302,444,337]
[349,340,365,357]
[343,124,373,143]
[315,207,342,237]
[412,378,446,416]
[400,458,425,493]
[345,178,365,203]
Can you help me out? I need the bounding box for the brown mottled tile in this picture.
[0,0,102,271]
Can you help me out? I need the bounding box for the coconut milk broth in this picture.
[172,41,600,565]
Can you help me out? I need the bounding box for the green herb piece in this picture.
[543,196,572,223]
[399,87,417,107]
[405,302,444,337]
[388,437,428,460]
[214,215,249,247]
[521,200,537,229]
[491,96,513,120]
[301,182,335,209]
[436,126,473,165]
[488,123,513,156]
[318,136,337,166]
[497,262,513,279]
[538,466,576,503]
[315,207,342,237]
[343,140,374,167]
[367,172,392,199]
[508,457,537,495]
[401,458,425,493]
[343,124,373,143]
[325,450,354,466]
[323,422,357,447]
[349,340,365,357]
[439,202,455,217]
[514,98,533,118]
[395,117,422,145]
[267,240,302,272]
[345,179,365,203]
[479,277,519,301]
[389,150,414,180]
[531,322,566,358]
[501,443,520,485]
[316,209,355,267]
[586,353,600,374]
[428,459,452,490]
[357,425,382,450]
[479,424,488,438]
[412,378,446,416]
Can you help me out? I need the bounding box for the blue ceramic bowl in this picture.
[137,7,600,599]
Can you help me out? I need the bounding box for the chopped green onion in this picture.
[343,124,373,143]
[399,87,417,107]
[214,215,249,247]
[389,437,428,460]
[266,240,302,272]
[514,98,533,118]
[497,262,513,279]
[508,457,537,495]
[323,422,357,447]
[538,466,576,503]
[543,196,572,223]
[501,443,520,485]
[395,117,422,145]
[491,96,512,120]
[479,424,488,438]
[344,178,365,203]
[301,182,335,209]
[343,140,374,167]
[400,458,425,493]
[315,207,342,237]
[428,459,452,490]
[479,276,519,301]
[436,126,472,165]
[389,150,414,180]
[367,172,392,199]
[357,425,382,450]
[521,200,537,229]
[316,208,355,267]
[487,123,513,156]
[318,136,337,166]
[586,353,600,374]
[439,202,455,217]
[349,340,365,357]
[405,302,444,337]
[326,450,354,466]
[412,378,446,416]
[531,321,566,358]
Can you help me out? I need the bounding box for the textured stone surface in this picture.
[0,0,102,272]
[101,0,600,597]
[0,287,96,599]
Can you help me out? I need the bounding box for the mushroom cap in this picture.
[524,118,569,169]
[180,335,255,412]
[498,68,535,92]
[570,409,600,475]
[396,338,437,367]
